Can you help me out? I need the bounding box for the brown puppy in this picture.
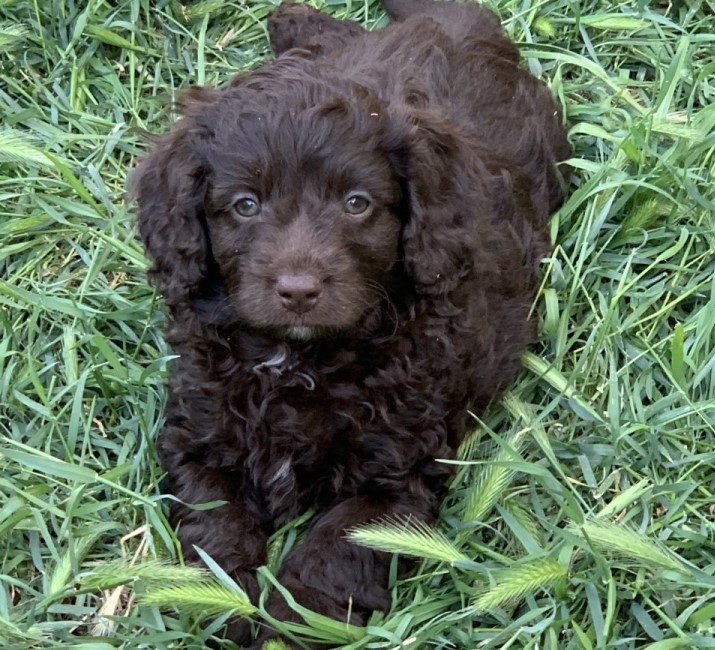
[132,0,570,646]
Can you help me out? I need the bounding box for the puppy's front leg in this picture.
[160,426,267,642]
[253,490,437,648]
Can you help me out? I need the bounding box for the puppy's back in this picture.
[379,0,570,216]
[383,0,503,44]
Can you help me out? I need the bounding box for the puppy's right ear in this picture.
[129,88,220,306]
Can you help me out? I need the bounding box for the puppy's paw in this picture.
[247,638,295,650]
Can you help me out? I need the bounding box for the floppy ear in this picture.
[129,88,220,307]
[394,111,490,296]
[393,109,551,297]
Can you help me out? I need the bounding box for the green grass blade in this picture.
[346,517,470,565]
[473,559,567,611]
[569,519,687,573]
[142,581,256,617]
[0,128,51,165]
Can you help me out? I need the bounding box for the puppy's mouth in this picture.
[233,271,378,341]
[249,310,365,343]
[282,325,321,341]
[253,321,347,343]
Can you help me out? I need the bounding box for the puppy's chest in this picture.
[235,347,372,439]
[233,358,374,509]
[247,368,367,457]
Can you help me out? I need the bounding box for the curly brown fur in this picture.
[131,1,570,647]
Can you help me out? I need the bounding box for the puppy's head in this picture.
[132,59,486,340]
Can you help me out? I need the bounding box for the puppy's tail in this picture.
[382,0,502,41]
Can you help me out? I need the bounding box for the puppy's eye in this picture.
[232,194,261,218]
[344,193,371,216]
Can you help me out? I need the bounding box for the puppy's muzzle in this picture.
[275,273,323,315]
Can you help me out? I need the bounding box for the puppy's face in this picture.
[199,88,405,340]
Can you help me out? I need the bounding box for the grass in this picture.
[1,0,714,648]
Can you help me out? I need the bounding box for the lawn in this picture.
[1,0,714,648]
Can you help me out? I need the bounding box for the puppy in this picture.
[132,0,570,646]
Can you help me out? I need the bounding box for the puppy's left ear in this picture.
[389,111,490,296]
[389,109,549,297]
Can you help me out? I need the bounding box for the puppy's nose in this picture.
[275,274,323,314]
